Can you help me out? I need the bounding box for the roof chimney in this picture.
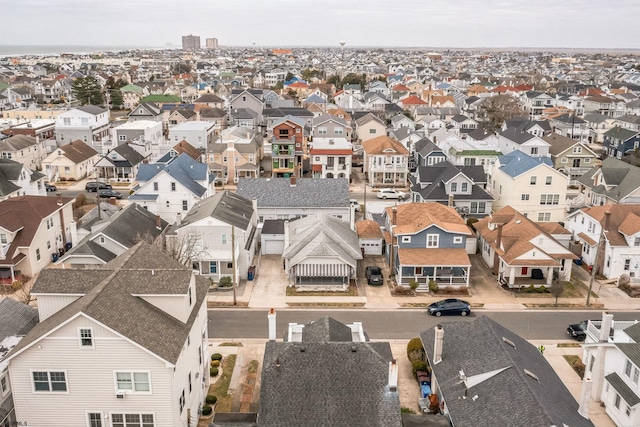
[56,192,63,206]
[603,211,611,232]
[599,312,613,343]
[392,206,397,226]
[578,377,593,419]
[268,308,277,341]
[156,214,162,229]
[433,325,444,365]
[388,360,398,392]
[448,193,454,207]
[290,175,296,187]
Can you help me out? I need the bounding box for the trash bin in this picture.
[65,241,73,251]
[248,266,256,281]
[51,253,59,262]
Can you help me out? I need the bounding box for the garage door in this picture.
[263,239,285,255]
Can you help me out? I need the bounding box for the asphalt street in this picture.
[208,309,640,340]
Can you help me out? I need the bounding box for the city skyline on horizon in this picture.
[4,0,640,51]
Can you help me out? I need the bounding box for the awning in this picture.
[294,263,350,277]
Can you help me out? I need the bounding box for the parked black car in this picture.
[98,189,122,199]
[428,299,471,316]
[85,182,112,192]
[567,320,588,341]
[45,183,57,192]
[365,266,384,285]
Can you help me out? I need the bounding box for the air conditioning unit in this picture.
[116,391,126,399]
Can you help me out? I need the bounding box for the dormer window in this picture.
[451,182,457,192]
[188,286,192,305]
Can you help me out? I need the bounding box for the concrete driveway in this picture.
[249,254,288,308]
[360,256,399,309]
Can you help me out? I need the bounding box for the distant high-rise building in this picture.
[205,38,219,49]
[181,34,200,50]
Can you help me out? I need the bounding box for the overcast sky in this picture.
[5,0,640,49]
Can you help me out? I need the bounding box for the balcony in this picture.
[370,163,407,172]
[586,319,639,343]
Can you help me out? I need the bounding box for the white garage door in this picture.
[263,239,285,255]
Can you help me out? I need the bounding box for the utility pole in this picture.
[587,212,609,306]
[231,225,237,306]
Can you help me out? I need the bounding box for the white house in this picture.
[3,242,210,427]
[55,106,110,148]
[0,159,47,199]
[168,121,216,150]
[309,137,353,180]
[173,190,257,282]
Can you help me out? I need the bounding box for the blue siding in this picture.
[397,225,466,249]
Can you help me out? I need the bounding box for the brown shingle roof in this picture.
[385,202,470,235]
[398,248,470,266]
[580,204,640,246]
[362,135,409,156]
[60,140,99,163]
[355,220,383,239]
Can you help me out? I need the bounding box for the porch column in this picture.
[465,266,470,287]
[508,267,515,286]
[10,266,15,282]
[547,267,554,285]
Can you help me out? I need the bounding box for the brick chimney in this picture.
[290,175,296,187]
[56,192,63,206]
[156,214,162,230]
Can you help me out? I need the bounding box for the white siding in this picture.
[35,295,82,321]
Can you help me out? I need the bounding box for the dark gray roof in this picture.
[263,107,314,118]
[10,243,208,365]
[578,157,640,202]
[76,105,107,115]
[500,128,536,144]
[107,143,145,167]
[258,316,401,427]
[420,316,594,427]
[618,343,640,367]
[262,219,285,235]
[181,190,253,231]
[296,316,356,343]
[236,178,349,208]
[98,203,168,247]
[136,153,208,197]
[0,298,38,342]
[624,323,640,343]
[606,372,640,406]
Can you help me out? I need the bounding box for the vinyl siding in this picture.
[36,295,82,321]
[398,226,466,249]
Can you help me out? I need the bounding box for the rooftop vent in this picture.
[351,345,357,352]
[524,369,539,382]
[502,337,516,348]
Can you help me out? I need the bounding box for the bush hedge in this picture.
[211,353,223,361]
[211,360,221,367]
[206,394,217,404]
[407,338,425,363]
[210,367,219,377]
[412,360,429,377]
[202,405,213,416]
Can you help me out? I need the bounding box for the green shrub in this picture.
[428,280,438,293]
[211,360,220,367]
[401,407,416,414]
[218,276,232,287]
[210,367,219,377]
[408,280,419,293]
[206,394,217,404]
[11,281,23,291]
[202,405,213,416]
[211,353,223,361]
[412,360,429,377]
[407,338,425,363]
[393,285,412,295]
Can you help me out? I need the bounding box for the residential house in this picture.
[603,127,640,159]
[521,91,556,118]
[355,113,386,143]
[94,143,145,183]
[362,135,409,188]
[584,95,624,118]
[420,318,594,427]
[312,114,352,140]
[584,113,616,143]
[501,118,551,138]
[565,204,640,283]
[193,93,225,110]
[113,120,163,146]
[156,140,202,164]
[356,219,384,256]
[259,315,401,427]
[5,118,56,142]
[198,107,228,135]
[0,195,75,282]
[41,140,100,182]
[174,190,256,282]
[577,157,640,206]
[489,151,568,222]
[119,84,145,109]
[497,128,551,159]
[475,206,576,288]
[0,135,48,171]
[282,215,362,286]
[263,108,314,133]
[55,106,110,147]
[0,298,38,427]
[409,163,492,218]
[450,114,478,132]
[0,159,46,200]
[128,102,163,123]
[309,137,352,180]
[229,89,264,124]
[4,242,210,427]
[131,153,213,224]
[236,177,351,224]
[384,202,473,290]
[207,126,261,183]
[579,313,640,427]
[439,133,502,173]
[550,113,590,140]
[168,121,216,150]
[56,203,168,268]
[167,108,197,130]
[270,116,306,178]
[413,138,446,167]
[544,133,599,185]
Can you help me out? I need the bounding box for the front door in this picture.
[521,267,528,275]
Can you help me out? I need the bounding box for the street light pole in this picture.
[587,212,609,306]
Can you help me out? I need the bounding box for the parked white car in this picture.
[377,188,406,200]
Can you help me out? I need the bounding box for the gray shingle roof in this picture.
[0,298,38,342]
[77,105,107,115]
[605,372,640,406]
[258,316,401,427]
[624,323,640,343]
[181,190,253,230]
[618,343,640,367]
[136,153,208,197]
[420,316,594,427]
[10,243,208,365]
[236,178,349,208]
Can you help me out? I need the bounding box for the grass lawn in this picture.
[563,354,585,379]
[286,285,359,296]
[208,354,237,413]
[219,342,243,347]
[287,302,366,307]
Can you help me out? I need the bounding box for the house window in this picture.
[470,202,486,214]
[461,182,468,192]
[222,235,227,244]
[47,240,51,250]
[318,127,327,135]
[453,236,463,244]
[545,176,552,185]
[369,129,376,134]
[179,389,185,413]
[199,346,202,365]
[615,393,621,409]
[87,412,103,427]
[111,414,154,427]
[188,372,192,393]
[573,146,582,153]
[634,237,640,247]
[451,182,457,192]
[625,259,631,271]
[531,147,538,155]
[426,234,439,248]
[32,371,67,392]
[119,135,126,141]
[402,236,411,243]
[171,182,176,191]
[540,194,560,205]
[561,157,568,163]
[227,262,233,269]
[626,405,631,417]
[585,158,591,163]
[99,236,105,244]
[115,372,150,392]
[36,248,41,261]
[153,182,158,191]
[530,176,537,185]
[521,194,530,201]
[182,200,188,211]
[188,287,192,305]
[223,156,227,163]
[537,213,551,222]
[209,262,217,274]
[79,328,93,347]
[0,234,6,244]
[0,374,8,397]
[335,127,343,135]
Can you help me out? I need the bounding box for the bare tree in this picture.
[550,272,564,307]
[478,94,527,133]
[165,232,207,267]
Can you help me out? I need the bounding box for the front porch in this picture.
[368,169,407,188]
[498,265,557,289]
[96,165,135,183]
[397,248,471,291]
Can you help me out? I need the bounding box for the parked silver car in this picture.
[377,188,406,200]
